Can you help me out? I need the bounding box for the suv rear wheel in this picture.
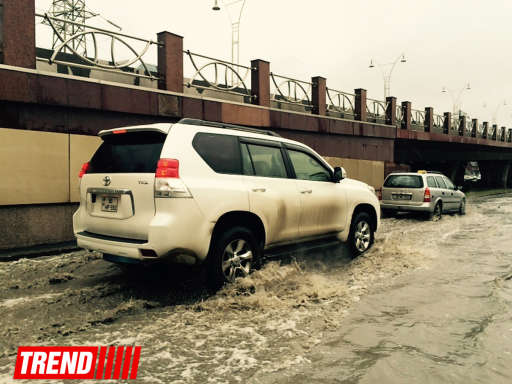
[348,212,375,257]
[206,226,261,290]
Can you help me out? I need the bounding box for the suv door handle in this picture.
[252,188,266,193]
[300,189,313,194]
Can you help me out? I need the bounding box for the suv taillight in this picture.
[79,162,89,178]
[154,158,192,198]
[424,187,431,202]
[156,158,179,178]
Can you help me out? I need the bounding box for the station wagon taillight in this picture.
[156,158,179,178]
[424,187,431,202]
[78,162,89,178]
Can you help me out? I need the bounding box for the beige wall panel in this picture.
[325,157,385,189]
[69,134,102,202]
[0,128,69,205]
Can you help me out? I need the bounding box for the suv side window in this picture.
[288,149,331,182]
[426,176,438,188]
[435,176,447,189]
[193,133,241,174]
[240,143,254,176]
[246,144,287,178]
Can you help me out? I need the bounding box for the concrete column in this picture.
[424,107,433,132]
[459,115,466,136]
[157,31,183,93]
[443,112,451,134]
[1,0,35,68]
[501,126,506,141]
[385,96,396,126]
[311,76,326,116]
[355,88,367,121]
[471,118,478,138]
[251,59,270,108]
[482,122,489,139]
[492,124,498,140]
[401,101,411,130]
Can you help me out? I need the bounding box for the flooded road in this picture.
[0,193,511,383]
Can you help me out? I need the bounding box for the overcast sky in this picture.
[35,0,512,126]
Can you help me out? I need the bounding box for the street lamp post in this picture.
[441,83,471,116]
[212,0,247,69]
[369,54,407,100]
[483,100,507,124]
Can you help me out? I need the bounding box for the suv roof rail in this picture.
[177,118,281,138]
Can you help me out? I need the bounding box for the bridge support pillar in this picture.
[0,0,35,68]
[311,76,326,115]
[157,31,184,93]
[443,112,451,134]
[479,161,512,188]
[401,101,411,130]
[459,115,466,136]
[424,107,433,132]
[471,119,478,138]
[482,122,489,139]
[385,96,396,126]
[355,88,367,121]
[251,59,270,108]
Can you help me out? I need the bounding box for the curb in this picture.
[0,241,79,262]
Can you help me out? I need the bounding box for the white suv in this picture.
[73,119,380,288]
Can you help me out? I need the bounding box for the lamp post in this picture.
[212,0,247,69]
[441,83,471,116]
[369,53,407,100]
[483,100,507,124]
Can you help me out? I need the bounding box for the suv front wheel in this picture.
[348,212,375,257]
[206,226,261,290]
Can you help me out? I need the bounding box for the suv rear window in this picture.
[193,133,242,174]
[384,175,424,188]
[89,131,166,174]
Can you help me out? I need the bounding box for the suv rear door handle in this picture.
[301,189,313,194]
[252,188,266,193]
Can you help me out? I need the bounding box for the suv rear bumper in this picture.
[380,201,433,213]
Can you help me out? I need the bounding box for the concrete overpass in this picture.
[1,0,511,251]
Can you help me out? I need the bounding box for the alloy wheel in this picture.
[221,239,253,282]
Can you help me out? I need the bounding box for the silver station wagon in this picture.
[379,171,466,220]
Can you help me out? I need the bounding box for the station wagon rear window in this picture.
[88,131,166,173]
[384,175,424,188]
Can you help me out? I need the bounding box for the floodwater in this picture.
[0,193,511,383]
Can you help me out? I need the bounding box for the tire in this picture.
[459,199,466,215]
[206,226,261,291]
[348,212,375,257]
[429,202,442,221]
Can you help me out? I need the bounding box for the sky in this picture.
[35,0,512,126]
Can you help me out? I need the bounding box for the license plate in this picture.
[392,194,412,201]
[101,196,119,212]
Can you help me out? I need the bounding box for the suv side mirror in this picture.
[333,167,346,183]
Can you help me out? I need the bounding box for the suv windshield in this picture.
[384,175,424,188]
[89,131,166,174]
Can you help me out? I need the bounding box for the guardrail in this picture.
[270,73,312,109]
[183,50,252,99]
[36,13,160,82]
[326,88,355,118]
[366,98,387,123]
[411,109,425,128]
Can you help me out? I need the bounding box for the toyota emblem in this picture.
[103,176,111,186]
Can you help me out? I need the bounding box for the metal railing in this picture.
[411,109,425,127]
[326,88,355,118]
[270,73,312,108]
[434,114,445,129]
[183,50,252,99]
[36,13,160,81]
[396,104,403,124]
[366,98,387,123]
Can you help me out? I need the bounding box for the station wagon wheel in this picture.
[349,212,375,257]
[431,202,442,221]
[459,199,466,215]
[206,226,261,290]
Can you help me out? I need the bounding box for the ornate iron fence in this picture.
[411,109,425,128]
[183,50,252,99]
[270,73,312,109]
[366,98,387,123]
[326,88,355,118]
[396,104,403,125]
[433,114,445,129]
[36,13,160,81]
